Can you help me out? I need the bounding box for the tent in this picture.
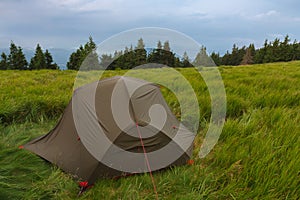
[24,76,195,185]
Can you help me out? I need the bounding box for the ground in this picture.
[0,61,299,199]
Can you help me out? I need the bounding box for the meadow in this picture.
[0,61,299,199]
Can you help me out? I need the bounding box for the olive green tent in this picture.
[24,76,195,184]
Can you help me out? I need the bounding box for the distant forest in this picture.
[1,35,300,70]
[211,35,300,66]
[66,37,209,70]
[66,35,300,70]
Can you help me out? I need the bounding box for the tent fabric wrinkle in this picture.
[23,76,195,184]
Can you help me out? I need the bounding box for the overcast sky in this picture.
[1,0,300,54]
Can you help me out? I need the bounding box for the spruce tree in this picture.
[221,51,231,65]
[174,56,182,67]
[67,48,82,70]
[241,47,254,65]
[263,40,274,63]
[8,41,28,70]
[280,35,292,61]
[162,41,175,67]
[29,44,46,70]
[121,46,132,69]
[112,50,124,69]
[254,40,268,64]
[134,38,147,67]
[17,47,28,70]
[193,46,214,67]
[182,51,192,67]
[126,45,135,69]
[44,50,58,69]
[230,44,246,65]
[7,42,18,69]
[83,36,100,70]
[67,36,99,70]
[148,41,162,64]
[292,40,300,60]
[210,52,221,66]
[0,52,8,70]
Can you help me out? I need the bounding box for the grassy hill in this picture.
[0,61,299,199]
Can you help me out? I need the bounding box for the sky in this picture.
[1,0,300,55]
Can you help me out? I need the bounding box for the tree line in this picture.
[1,35,300,70]
[67,35,300,70]
[0,42,58,70]
[211,35,300,66]
[66,37,214,70]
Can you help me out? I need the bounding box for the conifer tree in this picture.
[241,46,254,65]
[193,46,214,67]
[162,41,175,67]
[0,52,8,70]
[8,41,28,70]
[210,52,221,66]
[182,51,192,67]
[134,38,147,66]
[44,49,58,69]
[29,44,46,69]
[67,36,100,70]
[148,40,162,64]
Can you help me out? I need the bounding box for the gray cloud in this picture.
[0,0,300,54]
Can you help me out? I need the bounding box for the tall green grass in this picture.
[0,70,75,124]
[0,61,300,199]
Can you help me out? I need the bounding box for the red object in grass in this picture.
[18,145,24,149]
[79,181,88,188]
[78,181,94,196]
[187,159,194,165]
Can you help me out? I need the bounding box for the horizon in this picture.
[0,34,299,69]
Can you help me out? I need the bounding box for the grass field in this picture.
[0,61,299,199]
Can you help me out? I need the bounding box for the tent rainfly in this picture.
[24,76,195,186]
